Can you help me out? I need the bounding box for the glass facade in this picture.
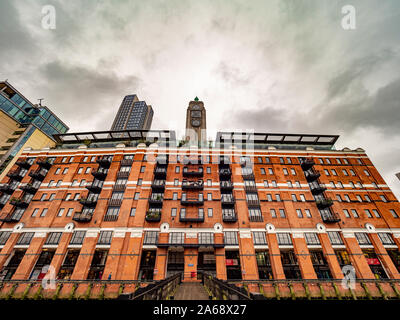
[111,95,153,130]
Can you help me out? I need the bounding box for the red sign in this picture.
[367,258,380,265]
[226,259,238,266]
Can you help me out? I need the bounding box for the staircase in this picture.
[174,282,210,300]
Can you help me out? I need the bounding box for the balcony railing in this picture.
[154,167,167,178]
[183,166,203,177]
[219,157,231,166]
[221,196,235,206]
[304,169,321,182]
[242,173,255,180]
[219,168,232,177]
[7,170,24,181]
[85,182,103,194]
[72,211,93,222]
[244,185,257,193]
[222,213,237,223]
[316,198,334,209]
[103,214,119,222]
[151,180,166,190]
[300,158,315,171]
[113,184,126,192]
[15,159,32,169]
[28,169,47,181]
[182,156,202,165]
[108,198,122,206]
[182,180,203,190]
[320,210,341,223]
[310,183,327,195]
[145,210,162,222]
[220,181,233,191]
[179,211,204,222]
[246,199,260,207]
[96,156,112,168]
[9,197,30,208]
[79,197,98,207]
[91,169,108,180]
[181,197,204,206]
[148,196,163,206]
[249,215,264,222]
[121,158,133,166]
[0,212,20,222]
[117,171,130,179]
[37,158,53,170]
[0,183,15,194]
[19,183,39,194]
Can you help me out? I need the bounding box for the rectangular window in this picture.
[265,157,270,163]
[336,195,342,202]
[207,167,211,174]
[364,209,372,218]
[224,231,238,245]
[137,178,142,186]
[261,168,266,175]
[355,233,371,245]
[304,209,312,218]
[174,179,179,186]
[328,231,343,245]
[175,166,180,173]
[31,208,39,217]
[65,193,71,201]
[296,209,303,218]
[270,208,276,218]
[252,232,267,245]
[380,195,388,203]
[305,233,320,245]
[378,233,395,245]
[0,232,11,245]
[331,169,337,176]
[277,233,292,245]
[49,193,56,201]
[271,181,277,187]
[343,209,351,218]
[130,208,136,216]
[78,168,83,174]
[17,232,35,245]
[268,168,274,175]
[372,209,381,218]
[264,181,269,187]
[106,207,120,218]
[140,166,145,173]
[169,232,184,244]
[172,192,178,200]
[70,231,86,245]
[283,168,288,176]
[171,208,177,217]
[199,233,214,244]
[40,193,47,201]
[351,209,359,218]
[85,167,91,174]
[98,231,113,245]
[390,209,399,218]
[276,194,281,202]
[45,232,62,245]
[324,169,330,176]
[279,209,286,218]
[55,168,61,174]
[134,192,140,200]
[207,193,212,201]
[342,169,348,176]
[291,194,297,202]
[40,208,48,217]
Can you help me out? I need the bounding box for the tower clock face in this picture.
[191,119,201,127]
[192,105,201,110]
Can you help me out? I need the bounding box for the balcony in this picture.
[240,159,252,167]
[249,215,264,222]
[103,214,118,222]
[246,199,260,207]
[113,184,126,192]
[19,183,39,194]
[0,212,20,223]
[220,181,233,191]
[0,183,15,195]
[145,210,162,222]
[28,169,47,181]
[121,158,133,166]
[300,158,315,171]
[310,183,327,195]
[155,155,169,166]
[218,156,231,167]
[242,173,255,180]
[304,169,321,182]
[108,198,122,206]
[182,180,203,190]
[219,168,232,178]
[117,171,130,179]
[181,197,204,206]
[179,210,204,223]
[9,197,29,208]
[151,180,166,191]
[222,213,237,223]
[182,156,202,165]
[15,159,32,169]
[86,182,103,193]
[320,210,341,223]
[316,198,334,209]
[154,167,167,178]
[221,196,235,207]
[37,158,53,170]
[244,185,257,193]
[91,169,108,180]
[183,166,203,177]
[72,211,93,222]
[148,195,163,206]
[7,170,24,181]
[79,197,98,207]
[96,156,112,169]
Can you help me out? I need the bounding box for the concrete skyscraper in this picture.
[110,94,153,131]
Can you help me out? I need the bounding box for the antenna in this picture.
[38,98,44,106]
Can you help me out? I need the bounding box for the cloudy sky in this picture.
[1,0,400,197]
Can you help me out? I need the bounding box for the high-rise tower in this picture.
[185,97,207,146]
[110,94,153,131]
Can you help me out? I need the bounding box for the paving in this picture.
[173,282,210,300]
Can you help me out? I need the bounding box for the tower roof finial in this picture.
[194,96,199,101]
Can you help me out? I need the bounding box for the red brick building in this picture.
[1,126,400,294]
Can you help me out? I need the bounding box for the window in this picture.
[140,166,145,173]
[343,159,349,164]
[46,232,62,245]
[207,179,212,186]
[130,208,136,216]
[331,181,336,188]
[364,170,370,176]
[295,181,301,188]
[355,233,371,245]
[252,232,267,245]
[208,208,213,217]
[342,169,348,176]
[270,208,277,218]
[56,180,62,187]
[344,194,350,202]
[106,207,120,218]
[69,157,74,163]
[120,166,131,173]
[304,209,312,218]
[372,209,381,218]
[268,168,274,175]
[49,193,56,201]
[279,157,284,164]
[356,195,362,202]
[258,157,263,163]
[291,168,296,175]
[171,208,177,217]
[279,209,286,218]
[349,182,355,189]
[91,156,96,162]
[207,167,211,174]
[336,195,342,202]
[98,231,113,245]
[265,157,270,163]
[72,180,78,186]
[343,209,351,218]
[207,193,212,201]
[111,192,124,200]
[350,169,356,176]
[372,182,378,189]
[0,231,11,245]
[287,181,293,188]
[66,208,74,217]
[31,208,39,217]
[260,168,266,175]
[331,169,337,176]
[291,194,297,202]
[390,209,399,218]
[305,233,320,245]
[134,192,140,200]
[78,168,83,174]
[70,231,86,245]
[83,156,88,162]
[336,158,342,164]
[276,194,281,202]
[263,181,269,188]
[224,231,238,245]
[296,209,303,218]
[175,166,180,173]
[116,178,127,185]
[287,158,292,164]
[324,169,330,176]
[57,208,65,217]
[277,233,292,245]
[357,159,363,165]
[40,193,48,201]
[137,178,142,186]
[55,168,61,174]
[328,231,343,245]
[65,193,71,201]
[174,179,179,186]
[271,181,277,187]
[380,195,388,203]
[283,168,288,176]
[169,232,184,244]
[17,232,35,245]
[143,231,159,244]
[364,209,372,218]
[199,233,214,244]
[378,233,395,245]
[61,157,67,163]
[326,158,331,164]
[48,180,55,187]
[172,192,178,200]
[80,179,86,187]
[249,208,262,219]
[365,195,371,202]
[351,209,359,218]
[318,158,324,164]
[85,167,91,174]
